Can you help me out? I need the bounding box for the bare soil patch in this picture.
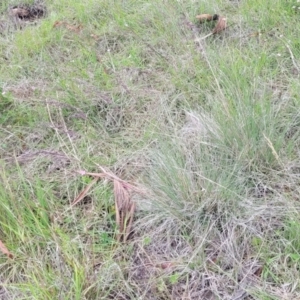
[1,1,46,32]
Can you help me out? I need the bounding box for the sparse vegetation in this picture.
[1,0,300,299]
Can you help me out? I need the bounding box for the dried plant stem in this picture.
[73,167,143,242]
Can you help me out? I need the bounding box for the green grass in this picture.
[1,0,300,298]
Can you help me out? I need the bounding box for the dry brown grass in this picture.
[72,167,145,243]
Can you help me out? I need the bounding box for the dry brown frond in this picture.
[72,167,145,242]
[196,14,219,23]
[196,14,214,23]
[212,16,227,34]
[71,177,99,206]
[113,179,136,242]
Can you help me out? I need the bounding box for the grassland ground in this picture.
[1,0,300,299]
